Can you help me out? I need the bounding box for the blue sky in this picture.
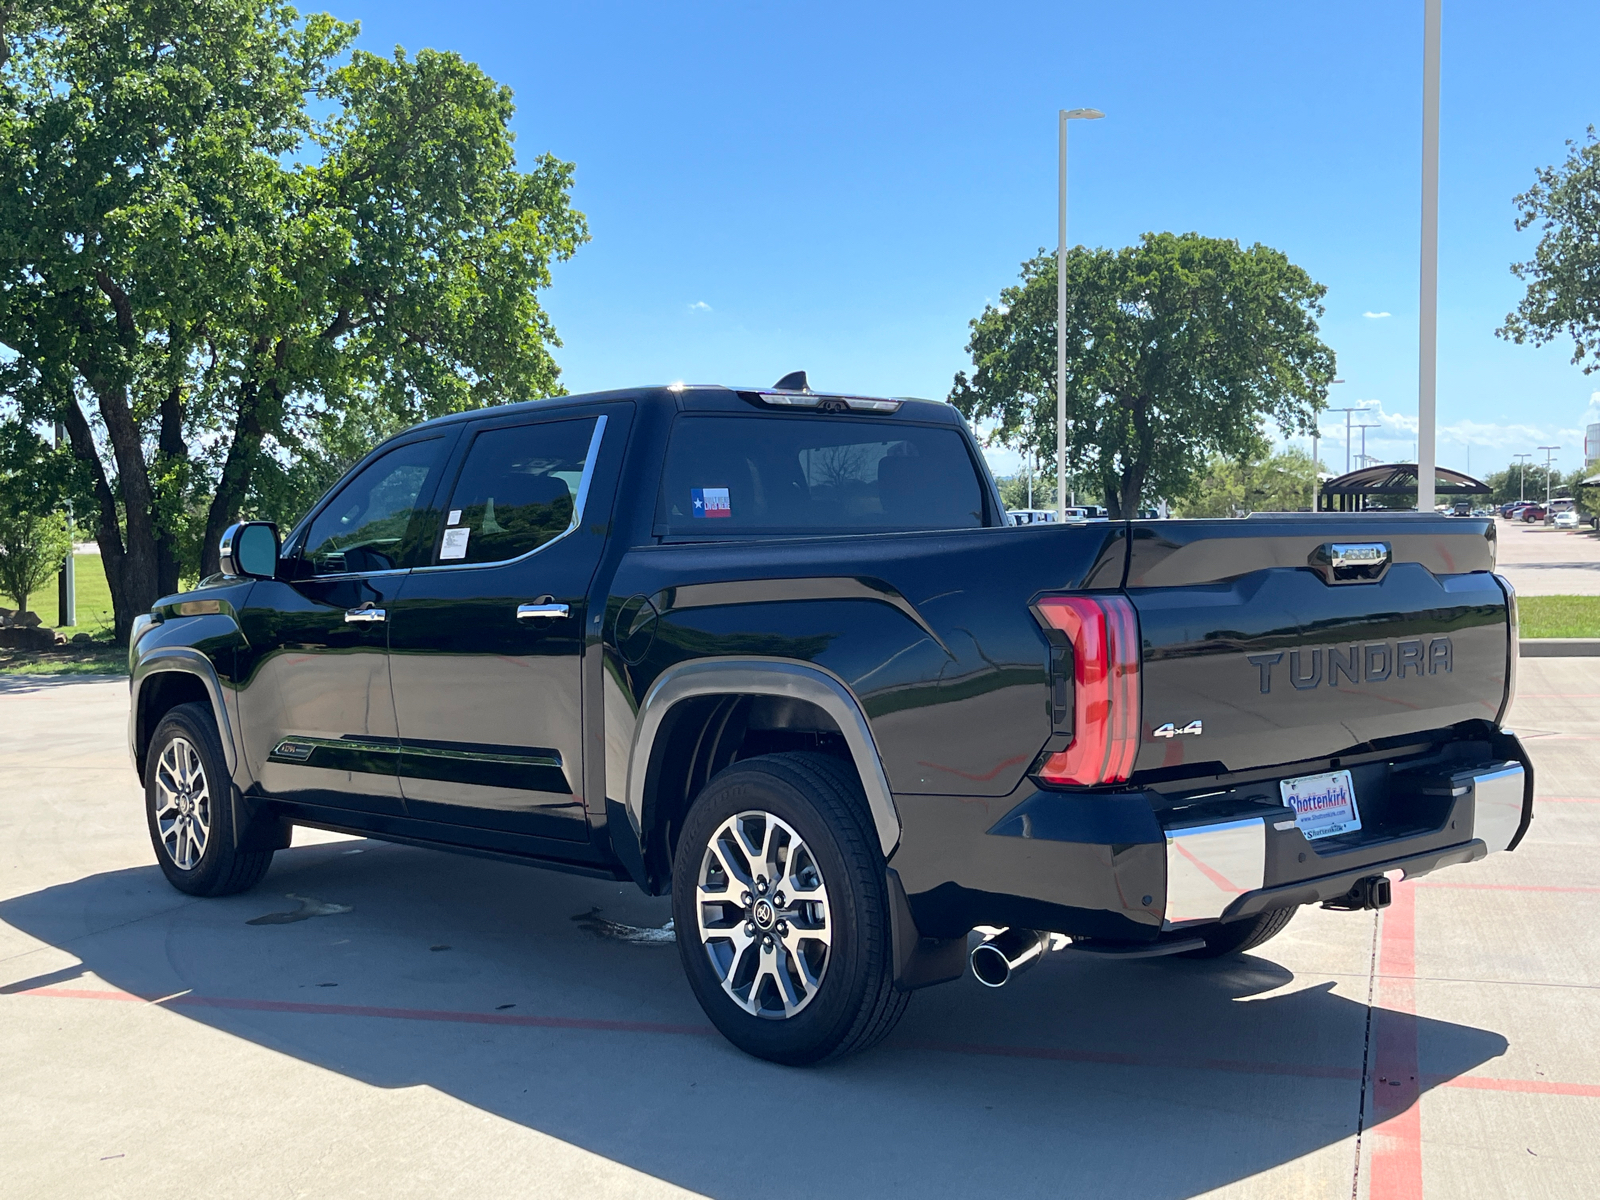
[348,1,1600,479]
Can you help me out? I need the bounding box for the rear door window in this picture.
[436,417,599,565]
[659,415,988,536]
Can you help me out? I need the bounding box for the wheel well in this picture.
[640,693,859,888]
[135,672,213,778]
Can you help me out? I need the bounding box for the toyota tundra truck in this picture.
[127,380,1531,1064]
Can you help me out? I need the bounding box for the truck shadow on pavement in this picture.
[1,837,1509,1200]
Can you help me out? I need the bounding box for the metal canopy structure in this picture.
[1316,463,1490,512]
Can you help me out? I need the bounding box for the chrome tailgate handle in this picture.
[344,606,386,624]
[1309,541,1392,584]
[517,603,569,620]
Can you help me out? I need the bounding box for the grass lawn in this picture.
[1,552,125,675]
[1519,595,1600,638]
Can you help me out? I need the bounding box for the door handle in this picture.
[517,603,569,620]
[344,606,387,624]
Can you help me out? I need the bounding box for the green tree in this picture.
[0,2,586,639]
[1173,447,1320,517]
[951,233,1336,517]
[0,509,71,616]
[1499,128,1600,371]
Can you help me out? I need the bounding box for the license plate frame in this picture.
[1279,769,1362,841]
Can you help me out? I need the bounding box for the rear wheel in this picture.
[145,702,275,897]
[671,752,909,1065]
[1179,906,1297,959]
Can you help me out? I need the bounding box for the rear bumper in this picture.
[1163,759,1528,929]
[890,733,1534,943]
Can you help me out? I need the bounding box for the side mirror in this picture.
[219,521,280,579]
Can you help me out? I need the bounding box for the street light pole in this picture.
[1417,0,1442,513]
[1539,445,1559,525]
[1514,452,1531,503]
[1354,423,1382,468]
[1057,106,1103,522]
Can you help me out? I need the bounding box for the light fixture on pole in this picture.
[1354,423,1382,468]
[1057,106,1104,522]
[1539,445,1559,525]
[1311,379,1346,512]
[1417,0,1442,513]
[1514,452,1531,503]
[1325,402,1374,475]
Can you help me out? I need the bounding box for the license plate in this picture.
[1279,769,1362,841]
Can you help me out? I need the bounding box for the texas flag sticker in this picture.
[691,487,732,518]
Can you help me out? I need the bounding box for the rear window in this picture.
[658,415,988,536]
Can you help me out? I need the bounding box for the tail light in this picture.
[1031,595,1141,786]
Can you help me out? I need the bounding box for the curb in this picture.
[1520,639,1600,657]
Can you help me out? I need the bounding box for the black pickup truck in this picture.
[128,381,1532,1064]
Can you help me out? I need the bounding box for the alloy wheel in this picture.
[153,736,211,871]
[695,809,832,1019]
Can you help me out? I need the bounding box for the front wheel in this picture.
[671,752,909,1065]
[145,702,275,896]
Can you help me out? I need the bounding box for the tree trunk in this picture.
[154,382,186,597]
[59,394,135,640]
[75,372,160,641]
[199,379,267,578]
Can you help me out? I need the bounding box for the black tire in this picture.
[144,702,275,897]
[1179,905,1297,959]
[671,751,910,1065]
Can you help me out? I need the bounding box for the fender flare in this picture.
[625,658,901,857]
[129,648,240,778]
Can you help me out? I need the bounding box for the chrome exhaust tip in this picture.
[970,927,1048,988]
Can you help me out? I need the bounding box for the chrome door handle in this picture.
[517,603,569,620]
[344,607,386,624]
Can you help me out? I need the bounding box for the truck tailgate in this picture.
[1124,516,1510,779]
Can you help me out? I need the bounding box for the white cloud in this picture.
[687,300,711,312]
[1363,311,1392,319]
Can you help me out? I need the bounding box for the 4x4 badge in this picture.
[1153,720,1203,739]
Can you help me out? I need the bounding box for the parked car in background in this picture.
[1554,509,1580,529]
[1009,509,1061,525]
[1520,504,1547,523]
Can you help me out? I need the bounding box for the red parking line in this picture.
[1441,1076,1600,1099]
[1369,882,1423,1200]
[16,986,712,1036]
[14,983,1600,1105]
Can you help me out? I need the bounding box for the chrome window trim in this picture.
[412,413,608,574]
[296,566,412,583]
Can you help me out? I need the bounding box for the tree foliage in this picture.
[0,424,79,613]
[1499,128,1600,372]
[951,233,1336,517]
[0,1,587,638]
[1170,447,1320,517]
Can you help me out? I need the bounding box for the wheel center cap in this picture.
[752,899,775,930]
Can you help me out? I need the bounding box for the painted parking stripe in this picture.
[15,983,1600,1102]
[1368,881,1423,1200]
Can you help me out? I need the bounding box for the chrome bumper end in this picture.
[1161,761,1528,929]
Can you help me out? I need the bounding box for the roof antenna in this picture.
[772,370,809,392]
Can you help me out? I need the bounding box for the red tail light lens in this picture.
[1031,595,1141,786]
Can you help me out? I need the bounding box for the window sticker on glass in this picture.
[440,527,471,560]
[691,487,731,519]
[447,509,462,526]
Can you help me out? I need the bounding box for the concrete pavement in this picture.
[1,667,1597,1199]
[1494,516,1600,597]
